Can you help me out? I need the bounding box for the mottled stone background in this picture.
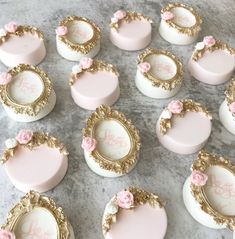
[0,0,234,238]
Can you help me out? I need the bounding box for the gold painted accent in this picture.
[0,25,44,45]
[137,48,183,91]
[0,191,70,239]
[192,40,235,61]
[225,77,235,116]
[103,187,164,234]
[0,64,52,116]
[58,16,101,54]
[110,11,152,30]
[191,150,235,230]
[161,3,202,36]
[1,132,69,164]
[159,99,212,135]
[70,60,119,85]
[83,105,141,175]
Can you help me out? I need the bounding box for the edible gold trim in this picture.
[192,40,235,61]
[161,3,202,36]
[110,11,152,30]
[58,16,101,54]
[225,77,235,116]
[0,191,70,239]
[159,99,212,135]
[137,48,183,91]
[83,105,141,175]
[102,187,164,234]
[0,64,52,116]
[70,60,119,85]
[1,132,69,164]
[191,150,235,230]
[0,25,44,45]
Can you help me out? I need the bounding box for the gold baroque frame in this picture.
[0,64,52,116]
[137,48,183,91]
[161,3,202,36]
[58,16,101,54]
[0,191,70,239]
[83,105,141,174]
[191,150,235,230]
[225,77,235,116]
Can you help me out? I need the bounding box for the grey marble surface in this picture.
[0,0,235,238]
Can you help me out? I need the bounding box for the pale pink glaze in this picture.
[108,204,167,239]
[156,111,212,154]
[110,19,151,51]
[189,50,235,85]
[0,33,46,67]
[71,71,120,110]
[5,144,68,193]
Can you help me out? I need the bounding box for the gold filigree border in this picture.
[1,132,69,164]
[102,187,164,234]
[58,16,101,54]
[110,11,152,30]
[137,48,183,91]
[159,99,212,135]
[0,64,52,116]
[192,40,235,61]
[83,105,141,175]
[161,3,202,36]
[191,150,235,230]
[0,191,70,239]
[0,25,44,45]
[70,60,119,85]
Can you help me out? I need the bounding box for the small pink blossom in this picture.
[116,190,134,209]
[82,137,97,152]
[138,62,151,73]
[0,229,15,239]
[114,10,127,20]
[203,36,216,47]
[56,26,68,36]
[161,11,174,21]
[191,170,208,186]
[4,21,18,33]
[0,72,12,85]
[229,102,235,113]
[111,17,119,24]
[79,57,93,69]
[16,129,33,144]
[168,100,183,114]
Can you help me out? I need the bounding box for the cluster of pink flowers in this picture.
[168,100,183,114]
[111,10,127,24]
[81,137,97,152]
[138,62,151,73]
[191,170,208,186]
[116,190,134,209]
[16,129,33,144]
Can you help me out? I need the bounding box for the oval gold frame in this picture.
[137,48,183,91]
[83,105,141,174]
[191,150,235,229]
[0,191,70,238]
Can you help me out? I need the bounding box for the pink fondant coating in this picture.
[110,19,151,51]
[71,71,120,110]
[0,33,46,67]
[108,204,167,239]
[189,50,235,85]
[5,144,68,193]
[157,111,212,154]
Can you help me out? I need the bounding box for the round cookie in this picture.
[156,99,212,154]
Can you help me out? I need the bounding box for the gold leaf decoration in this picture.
[225,77,235,116]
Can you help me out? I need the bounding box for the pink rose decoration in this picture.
[161,11,174,20]
[116,190,134,209]
[0,72,12,85]
[56,26,68,36]
[4,21,18,33]
[0,230,15,239]
[191,170,208,186]
[203,36,216,47]
[16,129,33,144]
[81,137,97,152]
[114,10,127,20]
[138,62,151,73]
[229,102,235,113]
[79,57,93,69]
[168,100,183,114]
